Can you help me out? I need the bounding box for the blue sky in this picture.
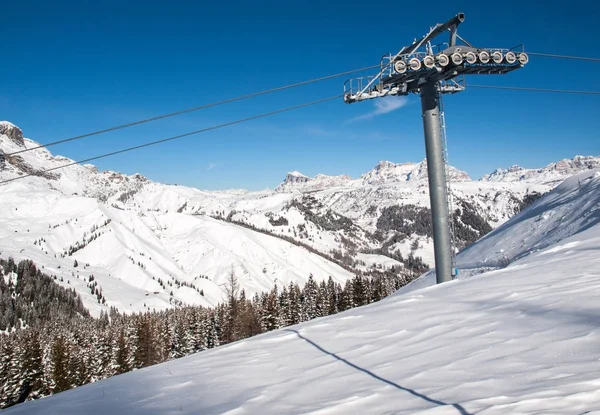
[1,0,599,190]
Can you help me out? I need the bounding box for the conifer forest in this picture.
[0,257,419,408]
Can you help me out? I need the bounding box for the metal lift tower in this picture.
[344,13,528,284]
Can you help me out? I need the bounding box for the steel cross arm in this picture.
[354,13,466,99]
[398,13,465,57]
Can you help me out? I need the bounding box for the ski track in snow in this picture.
[5,169,600,414]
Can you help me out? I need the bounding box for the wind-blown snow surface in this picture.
[7,170,600,414]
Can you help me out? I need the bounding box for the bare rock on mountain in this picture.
[0,121,24,146]
[361,160,470,184]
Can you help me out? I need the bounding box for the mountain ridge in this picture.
[2,120,598,193]
[2,121,598,316]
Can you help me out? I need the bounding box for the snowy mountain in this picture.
[361,159,471,184]
[276,172,354,192]
[6,169,600,415]
[0,122,354,316]
[481,155,600,185]
[275,160,469,192]
[1,120,598,317]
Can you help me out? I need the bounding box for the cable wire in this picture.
[527,52,600,62]
[7,52,598,158]
[468,85,600,95]
[0,95,341,186]
[6,65,379,157]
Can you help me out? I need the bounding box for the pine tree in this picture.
[133,315,152,368]
[326,277,340,316]
[205,312,220,349]
[113,327,130,375]
[50,335,70,394]
[339,279,354,311]
[170,320,187,359]
[286,282,302,325]
[0,337,19,407]
[222,269,240,343]
[261,286,280,331]
[352,275,369,307]
[20,331,45,401]
[93,330,113,379]
[302,274,319,321]
[316,281,329,318]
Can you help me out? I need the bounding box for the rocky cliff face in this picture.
[548,155,600,174]
[481,156,600,184]
[275,171,313,192]
[361,160,471,184]
[0,121,24,146]
[284,171,311,185]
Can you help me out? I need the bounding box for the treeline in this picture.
[214,209,429,277]
[375,201,494,250]
[0,258,90,332]
[0,259,416,409]
[285,196,358,234]
[212,213,362,274]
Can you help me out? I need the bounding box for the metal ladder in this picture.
[438,90,458,277]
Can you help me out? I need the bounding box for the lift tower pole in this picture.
[343,13,528,284]
[421,82,452,283]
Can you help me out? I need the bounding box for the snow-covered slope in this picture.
[406,169,600,291]
[7,170,600,415]
[0,122,354,316]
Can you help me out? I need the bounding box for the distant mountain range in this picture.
[2,120,598,315]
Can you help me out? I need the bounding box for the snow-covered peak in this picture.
[288,170,308,178]
[481,155,600,185]
[361,159,471,184]
[275,171,312,192]
[285,171,311,183]
[0,122,154,200]
[0,121,25,146]
[276,170,357,193]
[548,155,600,173]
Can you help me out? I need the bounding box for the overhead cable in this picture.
[468,85,600,95]
[7,65,379,157]
[0,95,341,186]
[527,52,600,62]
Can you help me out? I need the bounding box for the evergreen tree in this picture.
[50,335,70,394]
[0,338,19,406]
[20,331,45,400]
[222,269,240,343]
[302,274,319,321]
[316,281,329,318]
[326,277,340,316]
[261,286,280,331]
[113,327,131,375]
[133,315,153,368]
[352,275,369,307]
[339,279,354,311]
